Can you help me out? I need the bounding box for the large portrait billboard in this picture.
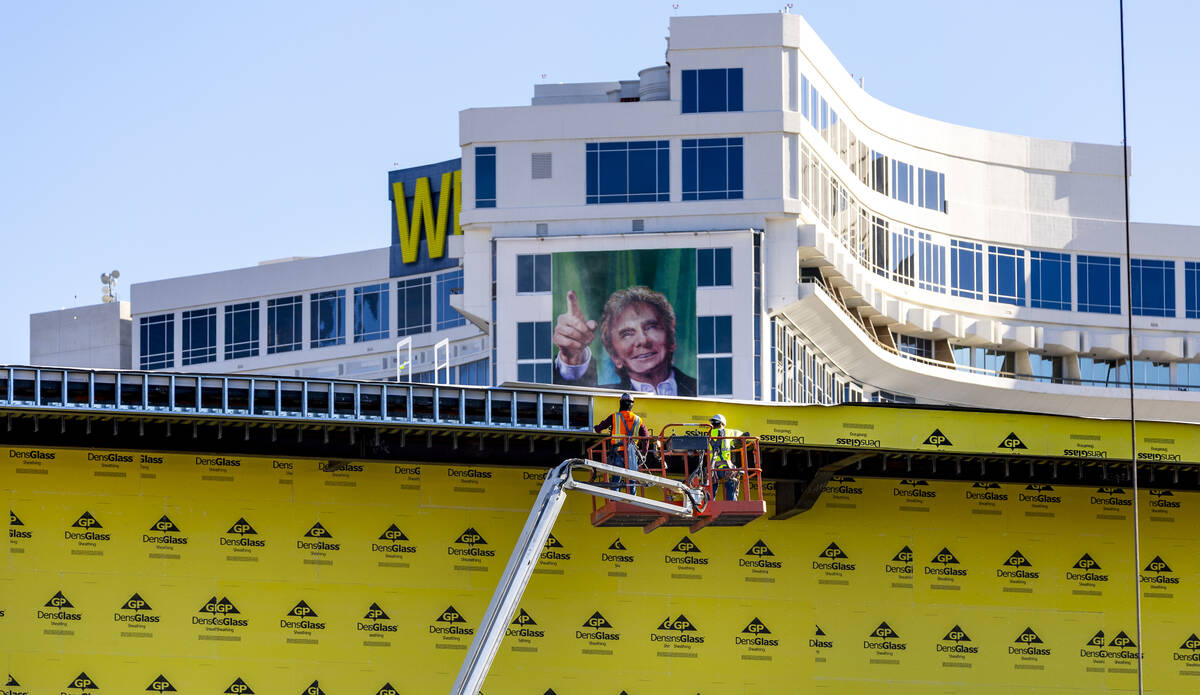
[551,249,697,396]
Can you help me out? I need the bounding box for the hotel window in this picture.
[870,216,889,278]
[698,315,733,396]
[918,168,946,212]
[586,141,669,204]
[800,75,809,119]
[437,269,467,330]
[1131,258,1175,317]
[681,68,743,113]
[310,290,345,348]
[1028,352,1064,383]
[1131,360,1171,389]
[353,283,390,342]
[1030,251,1071,310]
[918,232,946,292]
[894,333,932,359]
[697,248,732,287]
[1078,357,1124,387]
[870,151,889,195]
[517,254,551,293]
[950,240,983,300]
[1077,255,1121,314]
[397,276,432,336]
[475,146,496,208]
[181,308,216,366]
[682,138,743,200]
[1186,262,1200,319]
[139,314,174,370]
[953,345,1015,375]
[224,302,259,360]
[987,246,1025,306]
[455,358,490,386]
[891,160,913,204]
[891,227,915,286]
[516,321,552,383]
[267,296,302,354]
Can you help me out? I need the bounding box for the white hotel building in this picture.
[30,12,1200,421]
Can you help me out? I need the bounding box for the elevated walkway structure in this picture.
[3,365,1200,508]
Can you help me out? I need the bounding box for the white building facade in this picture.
[33,12,1200,421]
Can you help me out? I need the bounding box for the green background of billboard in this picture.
[551,248,697,386]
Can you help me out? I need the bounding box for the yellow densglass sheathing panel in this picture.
[601,396,1200,464]
[3,443,1199,694]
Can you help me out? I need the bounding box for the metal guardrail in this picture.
[0,366,595,432]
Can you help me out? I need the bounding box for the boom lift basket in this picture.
[588,423,766,532]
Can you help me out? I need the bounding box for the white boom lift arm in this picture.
[449,457,706,695]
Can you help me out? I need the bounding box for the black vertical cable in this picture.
[1117,2,1144,693]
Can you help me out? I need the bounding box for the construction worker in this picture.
[707,414,744,501]
[594,393,648,491]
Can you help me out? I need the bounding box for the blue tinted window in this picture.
[309,290,345,348]
[1186,262,1200,319]
[698,248,732,287]
[698,357,733,396]
[517,254,551,293]
[950,240,982,300]
[918,232,946,293]
[139,314,174,370]
[800,75,809,118]
[918,168,945,211]
[353,283,390,342]
[1131,258,1175,317]
[224,302,260,359]
[891,160,913,204]
[475,146,496,208]
[682,68,743,113]
[1077,255,1121,314]
[437,269,467,330]
[517,321,552,384]
[586,141,669,204]
[1030,251,1071,310]
[455,359,490,386]
[267,296,302,354]
[682,138,743,201]
[892,227,915,286]
[698,315,733,356]
[181,308,216,366]
[895,334,932,359]
[987,246,1025,306]
[397,277,431,336]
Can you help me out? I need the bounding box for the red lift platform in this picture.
[588,423,766,532]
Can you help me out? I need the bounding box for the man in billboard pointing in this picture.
[554,286,697,396]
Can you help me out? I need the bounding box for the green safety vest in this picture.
[708,427,742,468]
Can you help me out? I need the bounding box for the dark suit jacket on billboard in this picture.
[554,361,697,397]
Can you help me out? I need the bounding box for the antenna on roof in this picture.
[672,3,679,14]
[783,3,793,13]
[100,269,120,303]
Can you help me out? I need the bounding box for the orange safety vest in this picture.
[610,411,641,452]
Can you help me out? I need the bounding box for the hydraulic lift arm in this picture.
[449,457,705,695]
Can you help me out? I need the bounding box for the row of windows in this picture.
[800,74,947,213]
[138,272,466,370]
[772,319,861,404]
[475,138,747,210]
[515,248,734,295]
[514,317,735,396]
[801,142,1191,317]
[888,337,1200,392]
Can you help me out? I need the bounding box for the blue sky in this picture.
[1,1,1196,364]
